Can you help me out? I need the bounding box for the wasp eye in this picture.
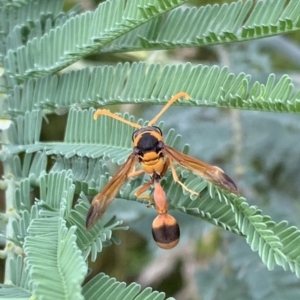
[133,147,141,155]
[157,141,163,150]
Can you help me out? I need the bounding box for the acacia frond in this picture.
[82,272,175,300]
[6,110,43,153]
[162,170,242,235]
[0,255,32,298]
[24,216,87,299]
[7,151,47,184]
[4,0,189,79]
[66,193,127,262]
[43,109,178,162]
[267,220,300,276]
[6,169,88,298]
[6,63,300,116]
[103,0,300,52]
[0,0,64,62]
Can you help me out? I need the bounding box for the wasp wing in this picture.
[162,145,238,193]
[86,153,137,230]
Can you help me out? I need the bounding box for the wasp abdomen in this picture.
[152,214,180,249]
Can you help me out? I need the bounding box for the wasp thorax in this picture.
[137,133,162,153]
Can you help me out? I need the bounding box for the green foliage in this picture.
[82,273,176,300]
[4,0,189,79]
[1,0,300,299]
[24,217,86,299]
[6,62,300,114]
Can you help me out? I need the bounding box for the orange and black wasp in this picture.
[86,92,238,249]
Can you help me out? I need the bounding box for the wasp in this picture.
[86,92,238,249]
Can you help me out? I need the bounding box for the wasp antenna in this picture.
[93,109,142,129]
[148,92,190,126]
[152,214,180,249]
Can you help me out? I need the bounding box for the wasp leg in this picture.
[127,169,145,178]
[134,181,154,207]
[168,158,200,197]
[160,159,169,177]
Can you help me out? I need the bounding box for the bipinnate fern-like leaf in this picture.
[6,110,43,153]
[0,255,32,298]
[11,168,126,263]
[66,193,127,262]
[10,170,87,298]
[0,0,81,57]
[46,108,148,161]
[166,167,300,277]
[6,63,300,116]
[162,170,242,235]
[39,171,126,256]
[224,194,300,276]
[267,221,300,276]
[4,0,189,79]
[169,177,300,277]
[45,108,178,163]
[0,0,64,60]
[4,0,300,80]
[82,273,175,300]
[105,0,300,52]
[7,152,47,186]
[24,216,87,299]
[38,170,75,216]
[230,196,283,269]
[2,169,167,298]
[3,170,88,298]
[51,155,110,195]
[12,205,39,247]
